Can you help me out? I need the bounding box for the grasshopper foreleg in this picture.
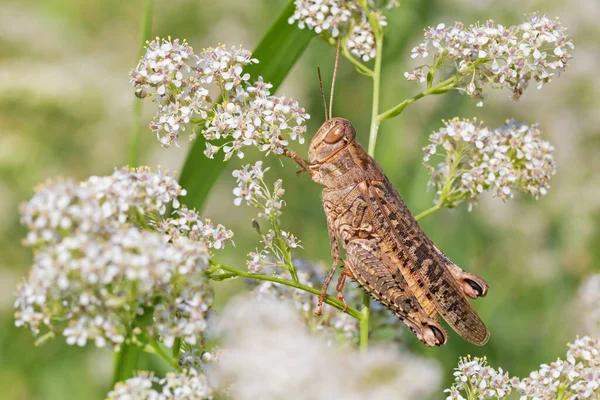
[316,215,344,316]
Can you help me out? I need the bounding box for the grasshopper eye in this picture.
[324,125,344,144]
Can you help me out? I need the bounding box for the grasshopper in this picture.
[285,47,490,347]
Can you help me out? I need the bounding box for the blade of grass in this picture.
[178,0,313,211]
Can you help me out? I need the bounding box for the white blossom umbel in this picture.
[444,337,600,399]
[444,356,512,399]
[515,336,600,399]
[130,39,310,159]
[406,13,573,102]
[288,1,395,62]
[212,296,441,400]
[107,369,213,400]
[15,167,232,349]
[423,118,556,210]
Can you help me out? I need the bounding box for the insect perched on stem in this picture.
[285,42,490,347]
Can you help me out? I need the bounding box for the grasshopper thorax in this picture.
[308,117,356,165]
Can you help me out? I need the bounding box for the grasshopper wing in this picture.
[366,179,490,346]
[345,238,447,346]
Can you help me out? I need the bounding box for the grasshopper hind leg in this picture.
[434,246,489,299]
[346,239,447,347]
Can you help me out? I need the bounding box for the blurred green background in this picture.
[1,0,599,398]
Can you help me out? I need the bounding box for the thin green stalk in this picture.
[146,333,181,371]
[414,149,462,220]
[366,32,384,157]
[127,0,154,167]
[342,44,374,76]
[359,293,370,352]
[211,261,362,320]
[414,204,441,221]
[361,12,385,353]
[377,75,459,123]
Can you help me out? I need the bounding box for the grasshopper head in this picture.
[308,117,356,165]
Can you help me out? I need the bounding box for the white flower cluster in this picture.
[21,167,184,247]
[212,296,441,400]
[423,118,556,209]
[231,161,284,219]
[107,369,213,400]
[15,167,231,349]
[444,356,512,399]
[130,39,309,158]
[157,205,233,250]
[251,260,359,345]
[288,1,394,62]
[445,337,600,399]
[406,13,574,101]
[515,336,600,399]
[246,228,301,273]
[231,161,302,272]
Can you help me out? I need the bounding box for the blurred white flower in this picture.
[424,118,556,209]
[251,260,359,346]
[577,274,600,336]
[444,356,512,399]
[107,372,163,400]
[15,167,231,349]
[212,296,441,400]
[161,368,213,399]
[288,0,394,62]
[406,13,574,102]
[107,369,213,400]
[131,40,309,157]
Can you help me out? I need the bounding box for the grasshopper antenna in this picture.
[317,66,328,120]
[329,39,341,120]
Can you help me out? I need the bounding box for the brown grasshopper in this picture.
[285,48,490,347]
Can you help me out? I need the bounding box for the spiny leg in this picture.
[316,215,342,316]
[334,265,354,312]
[316,258,340,316]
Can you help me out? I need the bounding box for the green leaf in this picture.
[178,0,314,211]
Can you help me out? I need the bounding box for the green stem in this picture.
[361,11,385,353]
[211,261,362,320]
[414,149,462,221]
[366,31,383,157]
[414,204,441,221]
[147,333,181,371]
[342,43,374,76]
[377,75,459,123]
[127,0,154,167]
[272,217,299,282]
[359,293,370,352]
